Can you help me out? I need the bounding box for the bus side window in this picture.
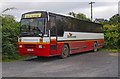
[50,16,56,36]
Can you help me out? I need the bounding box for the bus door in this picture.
[49,15,57,55]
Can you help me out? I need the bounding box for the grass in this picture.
[99,48,119,53]
[2,56,24,62]
[2,55,31,62]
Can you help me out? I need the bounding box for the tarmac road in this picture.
[2,52,118,77]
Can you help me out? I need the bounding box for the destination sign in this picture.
[24,13,42,18]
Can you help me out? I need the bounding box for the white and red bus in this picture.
[18,11,104,58]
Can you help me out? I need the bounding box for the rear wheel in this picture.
[37,56,41,58]
[93,42,98,52]
[60,44,70,59]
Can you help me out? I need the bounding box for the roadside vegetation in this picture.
[1,15,23,62]
[102,14,120,52]
[1,12,119,62]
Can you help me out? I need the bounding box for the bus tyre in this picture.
[37,56,40,58]
[60,44,70,59]
[93,42,98,52]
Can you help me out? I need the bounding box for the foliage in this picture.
[109,14,120,25]
[103,24,119,49]
[99,48,118,53]
[68,12,90,21]
[68,12,76,17]
[2,15,21,61]
[103,14,120,49]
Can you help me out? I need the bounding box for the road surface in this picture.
[2,52,118,77]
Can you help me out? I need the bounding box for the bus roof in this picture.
[22,11,102,26]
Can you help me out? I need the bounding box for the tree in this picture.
[68,12,76,17]
[75,13,90,21]
[2,7,17,13]
[2,15,20,61]
[68,12,90,21]
[102,14,120,49]
[103,24,119,49]
[109,14,120,25]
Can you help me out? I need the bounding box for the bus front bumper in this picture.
[18,43,50,57]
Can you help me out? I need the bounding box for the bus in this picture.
[18,11,104,58]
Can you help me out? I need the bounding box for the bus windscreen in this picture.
[20,18,45,36]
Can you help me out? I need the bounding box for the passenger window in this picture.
[50,16,56,36]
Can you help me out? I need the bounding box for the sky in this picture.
[1,0,119,21]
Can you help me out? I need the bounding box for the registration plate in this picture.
[27,49,34,51]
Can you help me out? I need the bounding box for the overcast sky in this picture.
[1,0,119,21]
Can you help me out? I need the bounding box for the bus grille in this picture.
[24,44,36,48]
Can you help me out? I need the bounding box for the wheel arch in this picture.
[64,43,70,52]
[64,43,70,49]
[94,41,97,43]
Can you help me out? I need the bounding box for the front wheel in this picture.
[60,44,70,59]
[93,42,98,52]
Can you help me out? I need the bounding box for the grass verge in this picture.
[2,55,32,62]
[99,48,119,53]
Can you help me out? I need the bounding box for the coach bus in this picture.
[18,11,104,58]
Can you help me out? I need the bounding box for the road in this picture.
[2,52,118,77]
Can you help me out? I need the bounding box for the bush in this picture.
[103,24,119,49]
[2,15,20,61]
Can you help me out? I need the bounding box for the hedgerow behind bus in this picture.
[18,11,104,58]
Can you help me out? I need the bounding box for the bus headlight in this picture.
[38,45,42,48]
[19,45,22,48]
